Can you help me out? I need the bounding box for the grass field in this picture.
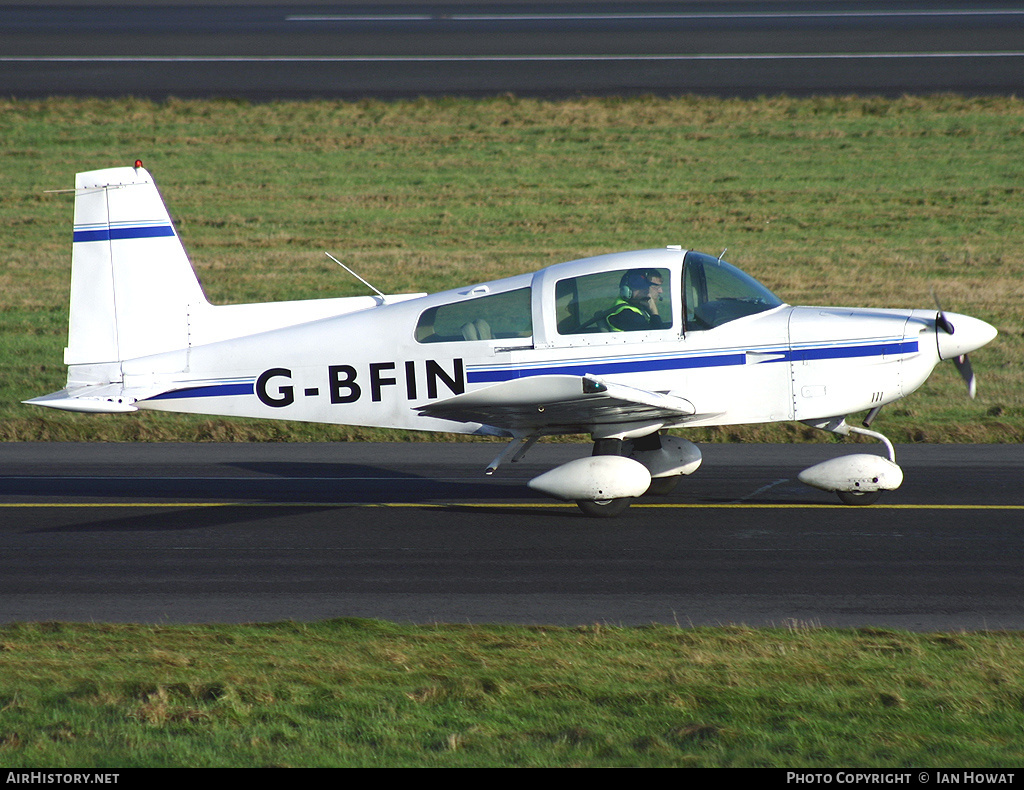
[2,94,1022,443]
[2,619,1024,768]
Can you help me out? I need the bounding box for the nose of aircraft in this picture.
[936,312,998,360]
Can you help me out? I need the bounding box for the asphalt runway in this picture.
[2,1,1022,98]
[1,441,1022,630]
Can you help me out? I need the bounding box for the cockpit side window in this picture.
[555,268,672,334]
[683,252,782,330]
[416,287,532,343]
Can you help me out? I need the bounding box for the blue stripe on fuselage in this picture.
[468,352,746,383]
[790,340,917,362]
[147,382,255,401]
[466,339,918,384]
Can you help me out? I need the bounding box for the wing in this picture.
[416,374,698,435]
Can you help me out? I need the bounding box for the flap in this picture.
[417,374,695,434]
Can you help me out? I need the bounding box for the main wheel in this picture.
[837,490,882,506]
[576,498,633,518]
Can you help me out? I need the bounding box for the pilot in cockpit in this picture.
[605,269,665,331]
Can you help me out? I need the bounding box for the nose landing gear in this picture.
[798,418,903,506]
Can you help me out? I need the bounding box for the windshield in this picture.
[683,251,783,330]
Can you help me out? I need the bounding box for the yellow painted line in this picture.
[625,503,1024,510]
[2,502,1024,511]
[0,502,236,508]
[403,503,1024,510]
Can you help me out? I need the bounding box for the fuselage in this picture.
[129,248,980,437]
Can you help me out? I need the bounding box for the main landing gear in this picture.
[575,437,639,518]
[571,433,701,517]
[492,430,701,518]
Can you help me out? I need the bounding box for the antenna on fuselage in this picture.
[718,248,728,263]
[324,252,388,304]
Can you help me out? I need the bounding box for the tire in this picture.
[837,490,882,506]
[576,498,633,518]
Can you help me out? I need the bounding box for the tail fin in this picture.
[66,164,209,367]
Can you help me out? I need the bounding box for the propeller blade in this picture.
[953,354,977,399]
[931,288,955,335]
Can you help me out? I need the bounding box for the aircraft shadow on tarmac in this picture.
[4,461,530,505]
[7,456,845,537]
[8,459,609,534]
[22,503,338,534]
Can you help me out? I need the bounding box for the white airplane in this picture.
[28,164,997,516]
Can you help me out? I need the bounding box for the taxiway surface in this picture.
[2,1,1022,98]
[1,441,1021,630]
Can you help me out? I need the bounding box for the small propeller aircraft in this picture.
[28,164,997,516]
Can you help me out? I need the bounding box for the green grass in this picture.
[2,94,1023,442]
[1,619,1023,767]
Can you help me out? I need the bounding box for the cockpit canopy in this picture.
[413,248,784,345]
[551,250,782,336]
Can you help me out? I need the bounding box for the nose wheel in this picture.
[576,497,633,517]
[836,490,882,506]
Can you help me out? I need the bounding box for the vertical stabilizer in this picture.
[66,164,209,367]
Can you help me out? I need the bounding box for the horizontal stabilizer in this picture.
[25,387,140,413]
[24,379,182,413]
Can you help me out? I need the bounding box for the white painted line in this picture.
[3,501,1024,510]
[288,11,1024,23]
[730,478,792,504]
[289,15,434,22]
[5,52,1024,63]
